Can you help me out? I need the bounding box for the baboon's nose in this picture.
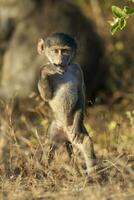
[57,60,62,65]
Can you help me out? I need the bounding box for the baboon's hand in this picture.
[54,66,64,75]
[71,125,84,143]
[41,64,64,77]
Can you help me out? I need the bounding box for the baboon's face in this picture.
[45,46,73,69]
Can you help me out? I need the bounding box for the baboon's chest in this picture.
[49,67,79,119]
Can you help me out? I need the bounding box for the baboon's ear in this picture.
[37,38,45,55]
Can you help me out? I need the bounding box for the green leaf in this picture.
[112,6,126,18]
[111,19,120,35]
[108,17,118,26]
[72,0,83,6]
[124,6,134,15]
[119,18,127,29]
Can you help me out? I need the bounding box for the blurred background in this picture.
[0,0,133,105]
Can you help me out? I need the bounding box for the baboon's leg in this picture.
[78,135,96,173]
[72,126,96,174]
[65,141,73,159]
[48,121,69,164]
[48,143,57,165]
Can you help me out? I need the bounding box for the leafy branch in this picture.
[109,3,134,35]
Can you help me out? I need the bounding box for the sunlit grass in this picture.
[0,97,133,200]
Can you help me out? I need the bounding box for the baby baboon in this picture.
[37,32,96,174]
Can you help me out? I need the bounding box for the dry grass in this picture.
[0,96,134,200]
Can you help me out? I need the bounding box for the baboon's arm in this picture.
[72,65,86,141]
[38,66,53,101]
[38,77,53,101]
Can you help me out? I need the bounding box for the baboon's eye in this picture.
[54,49,59,54]
[51,49,59,54]
[62,49,70,54]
